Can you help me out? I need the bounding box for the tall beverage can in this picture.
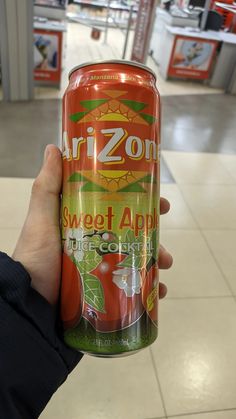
[61,60,161,357]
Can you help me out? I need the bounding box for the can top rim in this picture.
[68,60,156,80]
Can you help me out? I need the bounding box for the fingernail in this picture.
[160,244,168,253]
[44,146,50,163]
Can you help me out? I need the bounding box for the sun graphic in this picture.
[97,170,136,190]
[78,169,149,193]
[70,90,156,125]
[68,90,157,198]
[99,112,129,122]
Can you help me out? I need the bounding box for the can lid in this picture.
[68,60,156,80]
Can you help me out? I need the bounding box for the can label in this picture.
[61,83,160,355]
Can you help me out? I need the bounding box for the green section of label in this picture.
[80,99,108,110]
[68,172,88,182]
[139,174,156,183]
[83,273,106,313]
[62,176,159,354]
[118,182,146,193]
[64,312,157,355]
[120,99,147,112]
[80,182,108,192]
[70,111,89,123]
[62,192,159,241]
[139,113,157,125]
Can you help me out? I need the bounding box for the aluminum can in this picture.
[61,60,161,357]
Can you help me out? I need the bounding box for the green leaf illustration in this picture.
[125,229,145,247]
[70,111,89,122]
[89,234,102,247]
[80,182,108,192]
[125,229,135,244]
[151,229,158,260]
[120,99,147,112]
[77,251,102,274]
[118,253,146,270]
[140,113,156,125]
[82,273,106,313]
[80,99,108,110]
[68,172,89,182]
[139,174,157,184]
[118,181,146,193]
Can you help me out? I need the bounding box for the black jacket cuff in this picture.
[0,252,83,419]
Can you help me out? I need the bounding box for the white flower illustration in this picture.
[112,268,142,297]
[64,228,84,263]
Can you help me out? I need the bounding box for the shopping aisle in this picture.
[1,15,236,419]
[34,22,224,100]
[1,91,236,418]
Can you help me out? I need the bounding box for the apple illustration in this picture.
[61,253,83,330]
[83,252,145,332]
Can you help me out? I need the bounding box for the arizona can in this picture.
[61,60,161,357]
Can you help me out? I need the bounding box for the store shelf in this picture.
[69,0,137,29]
[74,1,138,12]
[34,17,67,31]
[34,0,68,20]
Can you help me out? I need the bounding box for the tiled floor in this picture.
[0,100,61,178]
[1,18,236,419]
[0,151,236,419]
[1,151,236,419]
[161,95,236,154]
[1,95,236,179]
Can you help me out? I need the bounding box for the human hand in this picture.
[159,198,173,298]
[13,144,62,305]
[13,145,172,305]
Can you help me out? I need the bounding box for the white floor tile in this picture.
[0,228,21,256]
[40,349,165,419]
[0,178,33,228]
[180,185,236,229]
[160,184,198,229]
[152,298,236,416]
[203,230,236,295]
[162,151,235,185]
[160,230,230,298]
[170,409,236,419]
[219,154,236,183]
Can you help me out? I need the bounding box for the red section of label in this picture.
[61,63,160,352]
[63,121,158,174]
[62,76,160,176]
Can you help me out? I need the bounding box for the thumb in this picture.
[39,144,62,194]
[26,144,62,227]
[12,145,62,304]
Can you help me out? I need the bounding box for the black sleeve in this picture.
[0,252,83,419]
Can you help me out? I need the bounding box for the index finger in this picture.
[160,197,170,215]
